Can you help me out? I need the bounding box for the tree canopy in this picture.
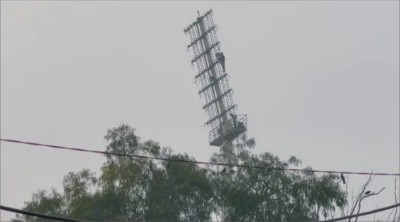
[14,124,347,221]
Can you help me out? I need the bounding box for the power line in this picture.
[1,138,399,177]
[323,203,400,222]
[3,203,400,222]
[0,205,83,222]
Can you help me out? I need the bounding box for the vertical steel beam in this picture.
[196,17,228,125]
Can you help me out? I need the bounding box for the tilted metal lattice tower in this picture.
[184,9,247,147]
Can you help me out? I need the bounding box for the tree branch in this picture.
[348,173,376,222]
[353,187,385,222]
[323,203,400,222]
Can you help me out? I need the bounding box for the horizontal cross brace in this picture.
[187,26,216,49]
[202,89,233,110]
[205,105,237,126]
[195,60,219,79]
[198,74,228,94]
[191,41,220,64]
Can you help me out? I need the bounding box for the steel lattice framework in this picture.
[184,10,247,146]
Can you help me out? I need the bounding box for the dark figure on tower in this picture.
[215,52,226,72]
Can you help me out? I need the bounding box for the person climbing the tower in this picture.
[230,113,237,127]
[215,52,226,72]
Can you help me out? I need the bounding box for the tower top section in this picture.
[184,10,247,146]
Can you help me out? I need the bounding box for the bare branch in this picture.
[353,187,385,222]
[393,178,399,222]
[373,204,377,222]
[354,197,362,222]
[347,173,387,222]
[348,173,373,222]
[373,187,386,196]
[324,203,400,222]
[388,211,394,222]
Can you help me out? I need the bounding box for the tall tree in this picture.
[209,133,346,221]
[14,124,347,221]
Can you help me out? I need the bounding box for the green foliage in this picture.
[145,154,214,221]
[15,124,347,221]
[16,188,66,222]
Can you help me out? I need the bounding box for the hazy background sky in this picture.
[1,1,399,221]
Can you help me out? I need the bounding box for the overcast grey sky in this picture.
[1,1,399,221]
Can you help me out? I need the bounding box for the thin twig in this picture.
[354,187,385,222]
[323,203,400,222]
[349,173,375,222]
[393,178,399,222]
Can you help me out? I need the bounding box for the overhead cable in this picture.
[1,138,399,177]
[2,203,400,222]
[0,205,83,222]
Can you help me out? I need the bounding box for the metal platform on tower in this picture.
[184,9,247,147]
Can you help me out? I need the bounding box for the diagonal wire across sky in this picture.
[1,138,399,177]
